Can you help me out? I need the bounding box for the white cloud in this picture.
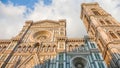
[27,0,87,38]
[0,2,26,39]
[0,0,120,39]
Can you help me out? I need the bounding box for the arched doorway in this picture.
[70,56,88,68]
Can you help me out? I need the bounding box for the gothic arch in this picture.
[47,45,50,52]
[22,46,27,52]
[53,45,56,52]
[69,45,73,51]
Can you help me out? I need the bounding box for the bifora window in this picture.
[91,8,101,15]
[109,31,117,39]
[99,20,105,25]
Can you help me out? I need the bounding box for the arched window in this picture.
[69,45,72,51]
[42,45,45,52]
[28,46,32,52]
[53,45,56,52]
[99,20,105,25]
[74,45,78,52]
[47,45,50,52]
[105,20,112,24]
[109,31,117,39]
[17,46,21,52]
[31,46,34,53]
[91,8,100,15]
[22,46,27,52]
[75,45,78,49]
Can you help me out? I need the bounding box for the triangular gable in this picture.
[33,20,60,27]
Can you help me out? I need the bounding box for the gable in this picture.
[32,20,60,27]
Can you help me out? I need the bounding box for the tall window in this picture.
[48,45,50,52]
[53,45,56,52]
[105,20,112,24]
[42,45,45,52]
[28,46,32,52]
[109,31,117,39]
[69,45,72,51]
[58,53,64,68]
[75,45,78,49]
[17,46,21,52]
[99,20,105,25]
[91,8,100,15]
[22,46,27,52]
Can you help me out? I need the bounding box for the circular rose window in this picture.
[32,31,52,42]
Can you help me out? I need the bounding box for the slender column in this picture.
[64,53,66,68]
[56,54,59,68]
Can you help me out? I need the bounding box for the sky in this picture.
[0,0,120,39]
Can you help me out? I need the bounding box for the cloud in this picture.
[26,0,87,38]
[0,0,120,39]
[0,2,26,39]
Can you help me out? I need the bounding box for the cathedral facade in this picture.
[0,2,119,68]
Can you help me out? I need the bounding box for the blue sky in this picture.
[0,0,53,17]
[1,0,52,9]
[0,0,120,39]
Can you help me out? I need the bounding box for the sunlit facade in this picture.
[1,2,120,68]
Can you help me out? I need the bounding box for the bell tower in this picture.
[81,2,120,68]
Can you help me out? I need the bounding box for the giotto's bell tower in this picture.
[81,2,120,68]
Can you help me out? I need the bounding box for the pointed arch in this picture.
[69,45,73,51]
[75,45,78,49]
[42,45,46,52]
[91,8,100,15]
[53,45,56,52]
[47,45,50,52]
[28,46,32,52]
[17,46,22,52]
[22,46,27,52]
